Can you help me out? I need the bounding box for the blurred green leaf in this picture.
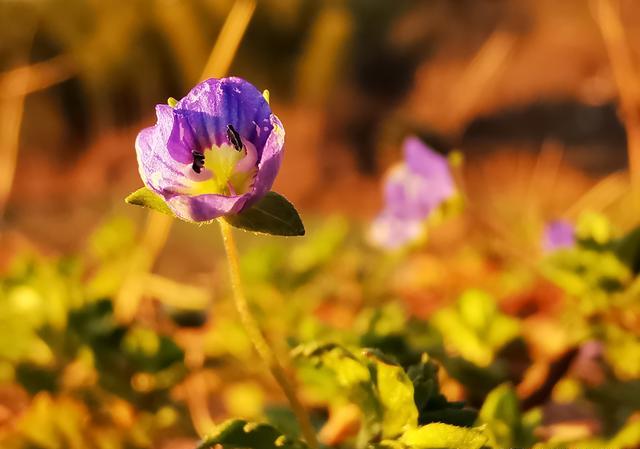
[16,393,89,449]
[610,419,640,449]
[197,419,308,449]
[123,327,184,373]
[407,355,477,427]
[614,225,640,274]
[431,290,520,367]
[398,423,487,449]
[478,383,538,449]
[603,324,640,379]
[587,379,640,434]
[264,406,302,440]
[576,211,612,246]
[87,216,136,260]
[125,187,174,216]
[225,192,305,236]
[288,216,348,272]
[15,363,59,394]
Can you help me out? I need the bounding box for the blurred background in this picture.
[1,1,640,448]
[2,0,638,246]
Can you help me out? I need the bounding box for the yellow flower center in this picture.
[189,143,256,196]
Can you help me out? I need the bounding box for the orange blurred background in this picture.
[1,0,639,251]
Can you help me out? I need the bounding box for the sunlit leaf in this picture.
[365,350,418,438]
[293,343,381,439]
[399,423,487,449]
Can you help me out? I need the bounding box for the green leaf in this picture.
[197,419,308,449]
[431,290,519,367]
[366,350,418,438]
[125,187,174,217]
[224,191,304,236]
[614,225,640,274]
[293,343,381,442]
[478,383,537,449]
[408,355,477,427]
[399,423,487,449]
[610,419,640,449]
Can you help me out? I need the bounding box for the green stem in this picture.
[218,219,319,449]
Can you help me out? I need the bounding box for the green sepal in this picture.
[224,191,305,236]
[125,187,174,217]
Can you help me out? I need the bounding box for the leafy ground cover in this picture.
[0,197,638,448]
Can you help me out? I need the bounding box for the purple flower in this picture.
[543,220,575,252]
[370,137,456,249]
[370,212,425,250]
[135,77,284,222]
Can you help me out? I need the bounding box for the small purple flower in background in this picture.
[370,212,424,250]
[542,220,575,252]
[370,136,456,249]
[135,77,284,222]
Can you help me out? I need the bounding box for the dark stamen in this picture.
[191,150,205,173]
[226,124,244,152]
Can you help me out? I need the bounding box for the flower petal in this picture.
[168,109,204,164]
[543,220,575,252]
[134,77,286,222]
[379,137,456,220]
[136,104,195,196]
[245,115,285,208]
[166,192,250,222]
[403,136,455,200]
[382,164,438,219]
[175,77,273,157]
[369,211,424,249]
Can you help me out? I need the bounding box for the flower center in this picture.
[188,125,257,196]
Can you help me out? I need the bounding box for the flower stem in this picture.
[217,219,318,449]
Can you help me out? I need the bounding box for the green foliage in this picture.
[0,233,191,448]
[372,424,487,449]
[478,384,539,448]
[408,356,478,427]
[431,290,520,367]
[1,206,639,449]
[365,350,418,438]
[586,379,640,435]
[542,213,635,311]
[396,423,486,449]
[293,343,382,442]
[225,192,305,236]
[613,225,640,274]
[197,419,308,449]
[293,343,482,448]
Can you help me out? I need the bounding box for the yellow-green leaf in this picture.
[399,423,487,449]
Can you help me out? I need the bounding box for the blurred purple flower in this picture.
[370,212,424,250]
[135,77,284,222]
[370,137,455,249]
[543,220,575,252]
